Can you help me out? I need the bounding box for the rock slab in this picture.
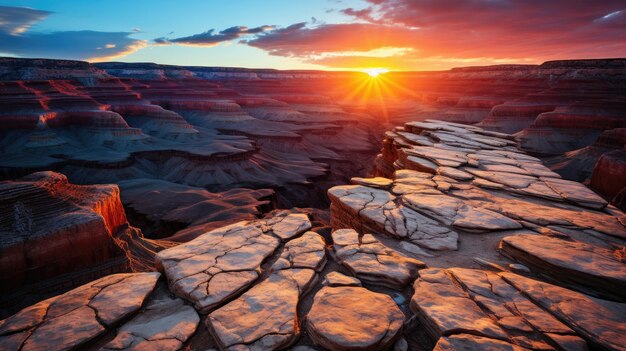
[307,286,404,351]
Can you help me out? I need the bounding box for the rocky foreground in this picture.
[1,120,624,351]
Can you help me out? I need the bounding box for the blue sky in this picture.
[1,1,624,70]
[0,0,365,69]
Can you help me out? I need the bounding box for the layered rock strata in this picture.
[0,172,128,289]
[330,119,626,299]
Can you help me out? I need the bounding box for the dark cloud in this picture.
[0,6,50,35]
[0,6,145,61]
[155,25,274,46]
[245,0,626,69]
[362,0,626,31]
[246,22,410,57]
[340,7,375,22]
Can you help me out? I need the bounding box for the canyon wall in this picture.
[1,57,625,308]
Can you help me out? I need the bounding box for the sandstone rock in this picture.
[501,272,626,351]
[351,177,394,190]
[207,231,325,351]
[155,213,311,313]
[306,286,404,351]
[541,177,608,209]
[433,335,532,351]
[270,231,327,271]
[509,263,531,273]
[0,272,160,351]
[411,269,508,342]
[402,193,521,232]
[208,269,318,350]
[405,155,439,173]
[410,267,626,350]
[439,166,474,181]
[102,286,200,351]
[500,234,626,301]
[405,146,468,167]
[265,213,313,241]
[332,229,425,289]
[591,149,626,211]
[322,271,362,287]
[329,185,459,251]
[0,171,127,290]
[118,178,273,240]
[334,119,626,296]
[399,241,434,257]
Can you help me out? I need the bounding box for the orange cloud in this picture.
[245,0,626,70]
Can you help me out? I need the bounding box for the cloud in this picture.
[0,6,50,35]
[339,7,375,22]
[246,22,414,57]
[245,0,626,70]
[0,6,146,61]
[155,25,274,46]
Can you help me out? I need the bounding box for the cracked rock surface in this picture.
[500,234,626,301]
[306,286,404,351]
[332,228,425,289]
[155,211,311,313]
[411,267,626,351]
[101,284,200,351]
[207,231,326,351]
[2,119,625,351]
[0,272,160,351]
[331,119,626,282]
[329,185,460,251]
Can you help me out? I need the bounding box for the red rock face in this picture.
[591,150,626,210]
[0,172,128,290]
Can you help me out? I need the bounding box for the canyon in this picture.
[0,57,625,351]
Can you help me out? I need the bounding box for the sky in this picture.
[0,0,625,71]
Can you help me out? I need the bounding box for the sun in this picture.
[363,68,389,77]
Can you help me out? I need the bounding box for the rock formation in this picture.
[155,212,311,313]
[0,172,127,290]
[1,56,625,351]
[117,178,273,240]
[591,148,626,211]
[207,231,326,350]
[307,286,405,351]
[0,272,161,350]
[0,59,379,213]
[331,229,424,288]
[412,268,625,351]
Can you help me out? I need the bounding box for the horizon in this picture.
[3,55,625,74]
[1,0,625,72]
[0,2,626,350]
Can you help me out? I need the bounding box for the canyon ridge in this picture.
[0,57,625,351]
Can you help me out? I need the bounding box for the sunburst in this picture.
[363,68,389,77]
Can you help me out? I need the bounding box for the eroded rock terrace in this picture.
[0,119,625,351]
